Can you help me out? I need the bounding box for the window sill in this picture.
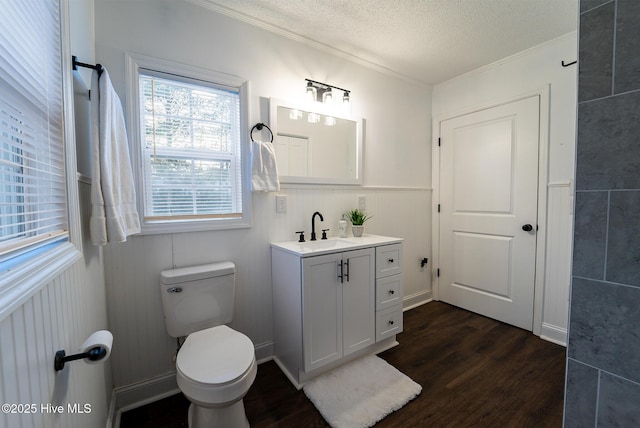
[0,242,81,322]
[138,216,252,235]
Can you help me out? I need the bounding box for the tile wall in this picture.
[564,0,640,426]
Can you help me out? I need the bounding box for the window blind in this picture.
[139,73,242,221]
[0,0,68,259]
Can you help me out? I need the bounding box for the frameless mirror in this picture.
[269,98,362,185]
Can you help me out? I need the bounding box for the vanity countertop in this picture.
[271,234,403,257]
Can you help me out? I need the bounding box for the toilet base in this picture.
[188,399,250,428]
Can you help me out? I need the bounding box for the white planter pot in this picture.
[351,225,364,237]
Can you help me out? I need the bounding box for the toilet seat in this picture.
[176,325,257,406]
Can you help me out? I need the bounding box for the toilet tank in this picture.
[160,262,235,338]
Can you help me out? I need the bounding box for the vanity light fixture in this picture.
[324,116,336,126]
[307,112,321,123]
[305,79,351,110]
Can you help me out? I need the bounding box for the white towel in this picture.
[251,139,280,192]
[89,69,141,245]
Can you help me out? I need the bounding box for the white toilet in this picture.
[160,262,257,428]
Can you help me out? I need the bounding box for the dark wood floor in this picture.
[120,302,566,428]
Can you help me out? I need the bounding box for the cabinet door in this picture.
[302,252,343,372]
[342,248,375,356]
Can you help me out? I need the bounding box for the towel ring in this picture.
[250,122,273,143]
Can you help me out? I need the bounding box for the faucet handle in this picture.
[296,231,305,242]
[321,229,329,240]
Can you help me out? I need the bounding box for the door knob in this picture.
[522,224,533,232]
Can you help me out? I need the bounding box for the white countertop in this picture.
[271,234,403,257]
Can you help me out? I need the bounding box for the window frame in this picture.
[0,0,82,322]
[125,53,252,234]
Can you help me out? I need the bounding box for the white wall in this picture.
[432,33,578,344]
[0,3,112,427]
[94,0,432,393]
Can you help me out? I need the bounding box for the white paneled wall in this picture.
[0,182,110,428]
[541,183,573,345]
[104,186,431,390]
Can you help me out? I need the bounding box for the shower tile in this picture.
[564,359,598,427]
[614,0,640,93]
[607,191,640,287]
[598,372,640,427]
[572,191,608,280]
[578,2,614,102]
[568,277,640,383]
[576,92,640,190]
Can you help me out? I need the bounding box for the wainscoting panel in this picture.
[541,183,573,345]
[0,181,110,428]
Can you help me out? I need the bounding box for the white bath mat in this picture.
[303,355,422,428]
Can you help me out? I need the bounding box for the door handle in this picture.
[522,224,533,232]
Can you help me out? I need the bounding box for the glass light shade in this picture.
[306,84,317,104]
[289,109,303,120]
[324,116,336,126]
[307,112,320,123]
[322,88,333,104]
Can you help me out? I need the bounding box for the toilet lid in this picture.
[177,325,255,385]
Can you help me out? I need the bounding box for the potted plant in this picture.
[345,208,372,237]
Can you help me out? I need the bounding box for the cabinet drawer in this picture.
[376,304,403,341]
[376,244,402,278]
[376,274,403,310]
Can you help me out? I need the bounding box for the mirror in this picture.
[269,98,362,185]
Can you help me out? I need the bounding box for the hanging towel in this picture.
[251,139,280,192]
[89,68,141,245]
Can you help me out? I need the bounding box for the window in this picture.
[127,54,251,233]
[0,0,80,320]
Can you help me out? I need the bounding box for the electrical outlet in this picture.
[275,195,287,213]
[357,195,366,211]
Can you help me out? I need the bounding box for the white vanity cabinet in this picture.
[375,243,404,341]
[302,248,375,371]
[271,235,403,388]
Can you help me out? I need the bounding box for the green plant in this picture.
[344,208,372,226]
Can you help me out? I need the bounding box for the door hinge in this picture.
[437,204,441,213]
[438,137,441,147]
[437,268,440,277]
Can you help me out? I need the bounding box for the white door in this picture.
[438,96,540,330]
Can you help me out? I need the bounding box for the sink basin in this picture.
[272,234,403,257]
[296,239,353,251]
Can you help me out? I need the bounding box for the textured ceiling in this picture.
[194,0,578,85]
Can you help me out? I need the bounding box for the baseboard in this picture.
[403,290,432,311]
[540,323,567,347]
[254,340,274,363]
[108,372,180,428]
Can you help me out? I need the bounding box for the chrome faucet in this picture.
[311,211,324,241]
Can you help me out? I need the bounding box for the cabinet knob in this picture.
[388,320,394,325]
[388,258,394,263]
[389,290,395,295]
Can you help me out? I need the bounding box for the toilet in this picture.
[160,262,257,428]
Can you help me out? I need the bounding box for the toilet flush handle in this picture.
[167,287,182,293]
